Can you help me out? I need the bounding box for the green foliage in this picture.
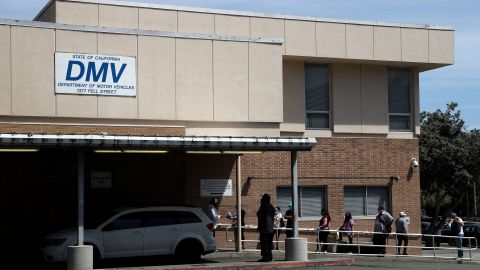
[420,102,479,225]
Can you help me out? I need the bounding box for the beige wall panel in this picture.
[55,30,98,118]
[249,43,283,122]
[36,2,55,22]
[316,22,346,58]
[138,36,176,120]
[214,15,250,36]
[55,1,98,26]
[374,26,401,61]
[429,30,455,64]
[250,17,284,38]
[213,41,248,121]
[283,61,305,129]
[361,65,388,134]
[11,27,55,116]
[99,5,138,29]
[346,24,374,60]
[97,34,138,119]
[285,20,316,56]
[98,34,137,56]
[139,8,177,32]
[401,28,428,62]
[332,64,362,133]
[250,17,285,54]
[55,30,97,53]
[178,12,214,34]
[176,39,213,121]
[0,26,11,115]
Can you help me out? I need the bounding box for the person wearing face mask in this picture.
[208,198,221,236]
[284,202,294,238]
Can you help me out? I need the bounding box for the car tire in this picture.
[174,240,203,263]
[85,244,102,268]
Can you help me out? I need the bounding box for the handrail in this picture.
[217,223,478,261]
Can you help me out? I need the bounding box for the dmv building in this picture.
[0,0,454,265]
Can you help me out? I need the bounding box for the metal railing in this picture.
[217,223,478,261]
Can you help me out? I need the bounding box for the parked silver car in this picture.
[41,206,216,264]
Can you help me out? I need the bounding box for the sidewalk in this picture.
[102,250,355,270]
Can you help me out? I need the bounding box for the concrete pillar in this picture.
[285,151,308,261]
[285,238,308,261]
[67,245,93,270]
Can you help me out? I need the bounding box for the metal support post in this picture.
[235,155,242,252]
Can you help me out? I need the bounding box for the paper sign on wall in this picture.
[200,179,232,197]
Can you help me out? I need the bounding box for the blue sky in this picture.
[1,0,479,129]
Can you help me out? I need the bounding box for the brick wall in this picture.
[186,137,421,254]
[0,123,185,136]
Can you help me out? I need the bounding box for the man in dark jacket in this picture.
[257,193,275,262]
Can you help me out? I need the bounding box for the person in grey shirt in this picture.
[373,206,394,254]
[395,211,409,255]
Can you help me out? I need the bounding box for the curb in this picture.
[108,257,355,270]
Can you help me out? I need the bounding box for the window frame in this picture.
[344,185,391,218]
[304,63,331,130]
[387,68,413,132]
[276,185,328,219]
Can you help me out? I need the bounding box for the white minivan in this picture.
[41,206,216,264]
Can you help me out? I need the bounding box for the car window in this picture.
[103,212,143,231]
[143,211,176,227]
[143,211,202,227]
[174,211,202,224]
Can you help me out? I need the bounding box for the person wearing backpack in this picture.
[373,206,394,254]
[450,213,464,263]
[273,207,285,250]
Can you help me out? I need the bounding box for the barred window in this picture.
[277,186,326,218]
[388,68,411,131]
[305,64,330,129]
[344,186,390,216]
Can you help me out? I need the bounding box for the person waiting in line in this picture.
[338,212,355,252]
[273,206,285,250]
[226,206,246,249]
[208,198,221,237]
[373,205,394,255]
[256,194,275,262]
[450,212,464,263]
[284,202,293,238]
[316,208,331,252]
[395,211,409,255]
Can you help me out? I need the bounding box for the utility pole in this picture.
[474,181,477,216]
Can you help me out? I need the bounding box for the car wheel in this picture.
[175,240,202,263]
[85,244,102,268]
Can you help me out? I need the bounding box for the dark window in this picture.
[344,186,390,216]
[388,68,411,131]
[305,63,330,129]
[277,186,326,218]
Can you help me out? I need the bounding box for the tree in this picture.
[466,129,480,216]
[420,102,472,232]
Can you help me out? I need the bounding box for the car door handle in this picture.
[132,231,142,235]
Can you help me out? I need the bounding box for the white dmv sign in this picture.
[55,52,136,96]
[200,179,232,197]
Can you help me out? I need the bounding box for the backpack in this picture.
[279,217,285,228]
[451,221,461,235]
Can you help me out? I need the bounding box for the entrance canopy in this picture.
[0,133,316,151]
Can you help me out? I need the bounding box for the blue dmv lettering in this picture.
[65,60,127,83]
